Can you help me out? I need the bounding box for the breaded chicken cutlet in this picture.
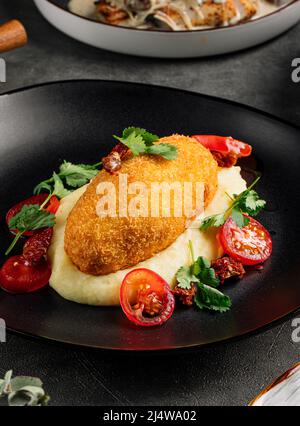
[64,135,218,276]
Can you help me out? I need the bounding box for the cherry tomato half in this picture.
[193,135,252,157]
[6,194,60,236]
[219,216,272,265]
[0,255,51,294]
[120,268,175,327]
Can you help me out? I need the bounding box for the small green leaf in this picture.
[176,266,199,290]
[193,256,220,288]
[194,283,232,313]
[122,127,159,146]
[141,131,159,146]
[238,189,266,216]
[59,161,99,188]
[199,267,220,288]
[146,143,178,160]
[115,132,146,156]
[52,172,71,199]
[8,205,55,232]
[34,161,100,195]
[122,127,144,139]
[200,213,226,231]
[231,207,244,228]
[232,176,266,217]
[114,127,177,160]
[195,256,211,270]
[200,177,266,232]
[231,208,250,228]
[34,181,52,195]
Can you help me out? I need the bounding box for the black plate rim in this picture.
[5,305,300,353]
[1,79,300,132]
[1,79,300,352]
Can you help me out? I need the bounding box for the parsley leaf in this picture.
[34,181,52,194]
[200,176,266,231]
[122,127,159,146]
[176,266,199,290]
[34,161,100,196]
[176,246,220,291]
[200,213,226,231]
[176,241,231,313]
[8,204,55,232]
[114,130,146,156]
[231,207,250,228]
[59,161,99,188]
[52,173,71,199]
[192,256,211,275]
[5,204,56,256]
[146,143,178,160]
[193,257,220,288]
[235,189,266,217]
[194,283,232,313]
[114,127,178,160]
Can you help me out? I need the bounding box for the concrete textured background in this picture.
[0,0,300,406]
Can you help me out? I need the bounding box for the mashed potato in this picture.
[48,167,246,306]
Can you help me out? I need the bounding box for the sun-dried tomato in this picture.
[173,284,197,306]
[102,152,122,174]
[102,143,129,174]
[211,151,238,168]
[211,255,245,284]
[23,228,53,264]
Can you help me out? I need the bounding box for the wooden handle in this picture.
[0,20,28,53]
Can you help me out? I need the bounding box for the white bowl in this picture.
[34,0,300,58]
[250,363,300,406]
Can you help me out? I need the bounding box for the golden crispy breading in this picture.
[64,135,218,276]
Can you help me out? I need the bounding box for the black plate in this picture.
[1,80,300,351]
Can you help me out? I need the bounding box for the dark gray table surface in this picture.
[0,0,300,407]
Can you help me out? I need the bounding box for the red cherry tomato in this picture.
[6,194,60,236]
[193,135,252,157]
[0,255,51,294]
[120,268,175,327]
[219,216,272,265]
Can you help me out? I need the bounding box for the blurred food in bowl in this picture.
[69,0,279,30]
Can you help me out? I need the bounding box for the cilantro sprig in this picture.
[200,176,266,231]
[34,161,101,199]
[113,127,178,160]
[175,241,231,313]
[194,285,232,313]
[5,205,55,256]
